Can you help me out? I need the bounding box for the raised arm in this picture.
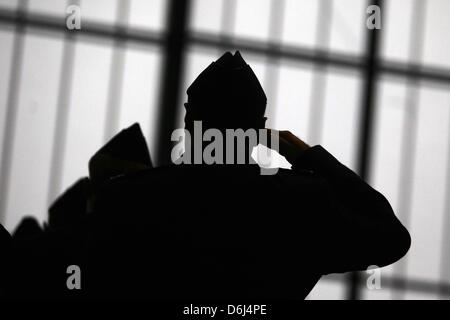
[271,130,411,274]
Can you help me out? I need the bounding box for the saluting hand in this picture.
[263,129,310,164]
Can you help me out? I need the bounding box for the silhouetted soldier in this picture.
[88,51,410,299]
[0,123,152,299]
[0,224,11,299]
[0,51,410,300]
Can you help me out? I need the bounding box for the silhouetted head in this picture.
[13,217,42,239]
[185,51,267,132]
[88,123,152,191]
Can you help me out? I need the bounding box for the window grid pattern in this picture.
[0,0,448,300]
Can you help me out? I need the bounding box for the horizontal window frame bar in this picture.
[0,9,164,46]
[0,8,449,84]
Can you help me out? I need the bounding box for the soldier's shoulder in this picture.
[261,166,326,191]
[101,164,321,191]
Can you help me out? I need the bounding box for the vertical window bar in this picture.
[103,0,131,142]
[220,0,237,51]
[348,0,383,300]
[392,0,426,300]
[0,0,28,224]
[154,0,191,166]
[307,0,332,145]
[47,0,79,206]
[263,0,285,128]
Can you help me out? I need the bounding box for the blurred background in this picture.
[0,0,448,300]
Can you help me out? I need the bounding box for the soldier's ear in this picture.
[257,116,267,129]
